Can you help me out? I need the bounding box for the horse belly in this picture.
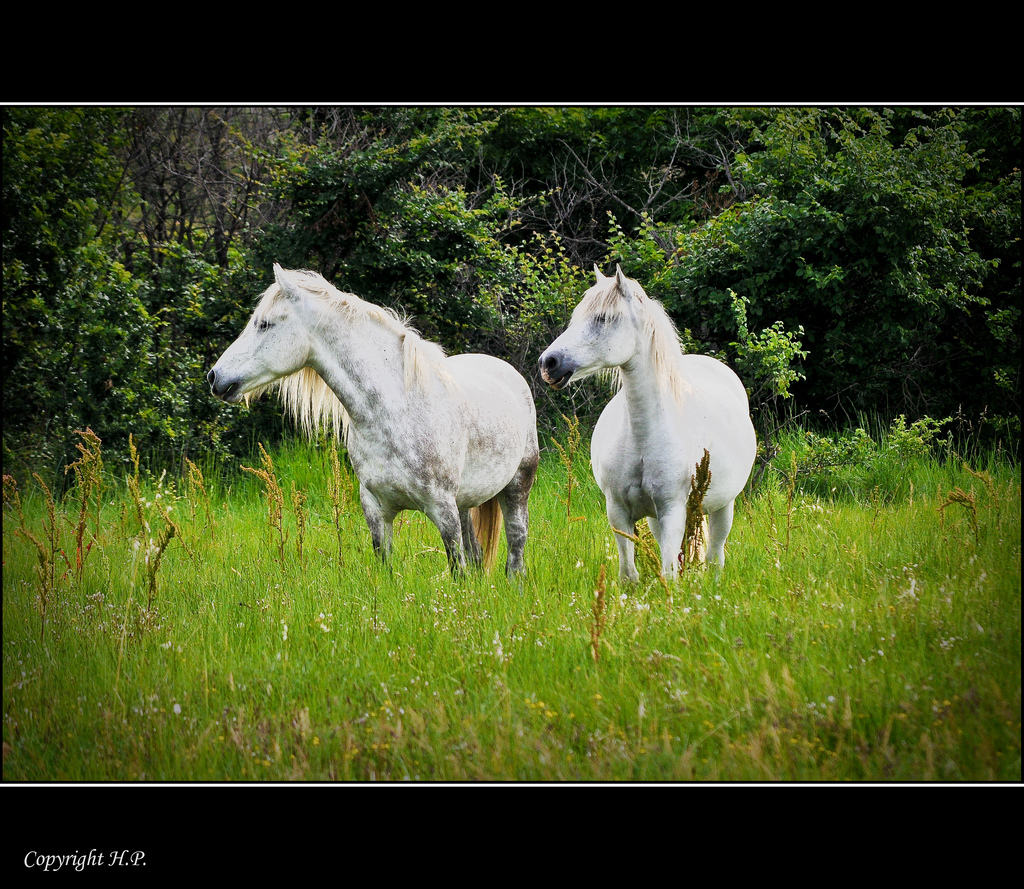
[677,356,758,504]
[346,427,445,515]
[448,355,537,507]
[457,408,528,506]
[684,410,756,510]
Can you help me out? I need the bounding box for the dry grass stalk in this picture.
[682,448,711,569]
[938,485,980,545]
[590,564,607,663]
[242,442,287,562]
[963,463,995,498]
[326,440,353,568]
[65,428,104,581]
[553,413,586,523]
[764,451,798,556]
[185,457,214,532]
[291,483,308,566]
[126,435,148,534]
[122,435,181,611]
[144,521,177,611]
[613,522,672,600]
[9,473,60,640]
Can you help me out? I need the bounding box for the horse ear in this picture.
[274,264,297,297]
[594,263,607,281]
[614,265,634,301]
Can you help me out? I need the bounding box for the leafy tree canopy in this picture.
[4,105,1019,486]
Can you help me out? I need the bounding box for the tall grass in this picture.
[3,424,1019,782]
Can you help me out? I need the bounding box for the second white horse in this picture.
[540,266,756,580]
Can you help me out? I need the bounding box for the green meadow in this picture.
[3,424,1019,782]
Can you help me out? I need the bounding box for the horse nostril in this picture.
[207,369,216,388]
[541,353,558,371]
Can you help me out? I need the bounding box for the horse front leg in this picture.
[360,488,395,563]
[705,499,736,568]
[648,506,687,581]
[606,498,640,584]
[425,497,466,576]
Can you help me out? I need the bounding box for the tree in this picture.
[4,106,1018,477]
[256,108,524,352]
[3,107,150,479]
[611,107,1015,437]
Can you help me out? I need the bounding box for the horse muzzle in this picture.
[539,350,575,390]
[207,368,243,403]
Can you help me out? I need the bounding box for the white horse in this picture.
[539,266,756,581]
[209,265,539,576]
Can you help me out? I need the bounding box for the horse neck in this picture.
[617,348,682,438]
[309,308,412,427]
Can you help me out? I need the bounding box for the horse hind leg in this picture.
[498,493,527,575]
[461,509,484,568]
[498,453,538,576]
[466,500,501,571]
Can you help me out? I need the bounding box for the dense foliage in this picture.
[3,106,1020,486]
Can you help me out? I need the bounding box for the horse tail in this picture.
[471,497,503,571]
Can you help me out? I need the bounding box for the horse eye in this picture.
[594,313,607,325]
[255,318,270,332]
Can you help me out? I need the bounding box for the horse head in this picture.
[539,265,645,389]
[208,264,314,402]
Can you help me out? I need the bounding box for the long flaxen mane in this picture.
[244,269,452,441]
[573,271,690,403]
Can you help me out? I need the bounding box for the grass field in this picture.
[3,425,1020,782]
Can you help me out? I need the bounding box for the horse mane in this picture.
[574,273,689,402]
[244,269,452,441]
